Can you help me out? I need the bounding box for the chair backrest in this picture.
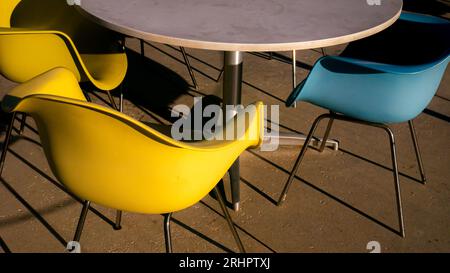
[11,94,262,214]
[341,12,450,66]
[299,55,449,124]
[291,13,450,124]
[0,0,123,83]
[8,0,121,53]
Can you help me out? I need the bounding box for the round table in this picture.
[76,0,403,210]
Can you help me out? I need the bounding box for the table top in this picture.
[77,0,403,52]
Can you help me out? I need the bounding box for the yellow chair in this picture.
[0,67,126,230]
[2,68,264,252]
[0,0,128,112]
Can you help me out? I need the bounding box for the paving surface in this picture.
[0,3,449,253]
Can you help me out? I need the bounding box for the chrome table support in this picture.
[223,51,243,212]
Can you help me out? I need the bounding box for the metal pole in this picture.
[223,51,243,211]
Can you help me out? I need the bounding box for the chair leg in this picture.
[83,90,92,102]
[140,39,145,58]
[408,120,426,184]
[229,159,240,211]
[19,113,26,135]
[73,201,91,243]
[106,91,119,111]
[319,115,335,153]
[278,114,330,206]
[0,112,16,176]
[213,186,246,253]
[119,92,124,113]
[292,50,297,108]
[114,210,123,230]
[382,126,405,238]
[216,66,225,82]
[180,47,199,91]
[163,213,173,253]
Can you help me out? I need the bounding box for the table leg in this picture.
[223,51,243,211]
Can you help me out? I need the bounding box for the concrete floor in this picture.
[1,8,449,253]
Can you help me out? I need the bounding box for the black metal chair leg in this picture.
[319,115,335,152]
[216,66,225,82]
[0,112,16,176]
[119,92,124,113]
[408,120,426,184]
[73,201,91,243]
[382,126,405,238]
[213,187,246,253]
[106,91,119,111]
[114,210,122,230]
[180,47,199,91]
[19,113,26,135]
[140,39,145,58]
[83,90,92,102]
[163,213,173,253]
[278,114,330,206]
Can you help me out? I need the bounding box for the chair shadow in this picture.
[244,149,406,237]
[121,48,191,123]
[402,0,450,18]
[207,182,277,253]
[423,108,450,123]
[0,177,68,248]
[0,236,11,253]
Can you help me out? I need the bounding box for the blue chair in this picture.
[278,12,450,237]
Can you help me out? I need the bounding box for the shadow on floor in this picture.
[0,236,11,253]
[122,48,191,123]
[244,148,407,237]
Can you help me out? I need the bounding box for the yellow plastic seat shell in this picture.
[4,70,264,215]
[0,0,127,92]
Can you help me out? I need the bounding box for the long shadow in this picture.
[402,0,450,18]
[245,150,403,237]
[199,200,277,253]
[150,43,309,105]
[423,108,450,123]
[240,177,278,206]
[6,147,117,228]
[339,148,425,184]
[0,236,11,253]
[170,217,234,253]
[243,80,287,104]
[122,49,191,123]
[147,43,222,83]
[0,177,68,247]
[0,198,77,228]
[435,94,450,102]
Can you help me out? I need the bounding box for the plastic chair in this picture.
[2,68,264,252]
[0,0,128,112]
[0,67,127,230]
[278,12,450,237]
